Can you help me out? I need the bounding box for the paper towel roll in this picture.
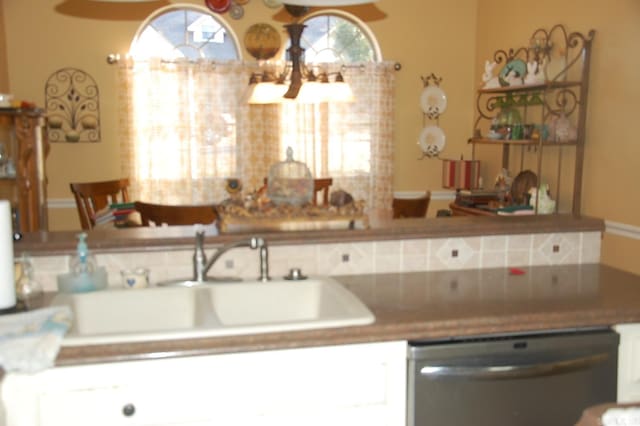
[0,200,16,310]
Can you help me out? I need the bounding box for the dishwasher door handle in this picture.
[419,352,610,380]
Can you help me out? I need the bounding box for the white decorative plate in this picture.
[420,85,447,119]
[418,125,446,157]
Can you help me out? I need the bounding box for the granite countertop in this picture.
[54,263,640,366]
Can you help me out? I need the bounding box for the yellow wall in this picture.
[0,0,8,92]
[1,0,478,229]
[1,0,639,273]
[475,0,640,274]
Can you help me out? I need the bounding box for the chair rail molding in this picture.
[605,220,640,240]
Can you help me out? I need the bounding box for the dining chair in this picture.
[263,177,334,206]
[392,191,431,218]
[313,178,333,206]
[69,178,130,230]
[134,201,218,227]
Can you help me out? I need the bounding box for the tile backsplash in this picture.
[30,231,601,292]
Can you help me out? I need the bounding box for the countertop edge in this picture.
[17,214,604,256]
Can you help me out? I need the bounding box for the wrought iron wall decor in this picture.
[45,68,101,143]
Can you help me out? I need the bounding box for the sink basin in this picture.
[50,277,374,346]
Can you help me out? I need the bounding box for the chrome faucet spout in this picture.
[192,231,269,283]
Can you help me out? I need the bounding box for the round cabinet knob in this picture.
[122,403,136,417]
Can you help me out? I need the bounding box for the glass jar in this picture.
[267,147,313,206]
[15,254,43,303]
[496,106,523,140]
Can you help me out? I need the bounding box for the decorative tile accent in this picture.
[430,237,481,270]
[27,231,601,293]
[531,232,580,266]
[315,242,375,276]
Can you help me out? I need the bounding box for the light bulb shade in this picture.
[442,158,481,190]
[283,0,377,4]
[246,82,288,104]
[327,81,354,102]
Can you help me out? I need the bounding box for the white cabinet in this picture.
[1,341,407,426]
[615,324,640,403]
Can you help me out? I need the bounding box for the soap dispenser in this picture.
[69,232,97,276]
[56,232,108,293]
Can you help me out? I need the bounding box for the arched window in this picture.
[129,6,240,60]
[298,12,381,63]
[119,5,245,205]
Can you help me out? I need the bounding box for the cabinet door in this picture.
[615,324,640,402]
[2,341,407,426]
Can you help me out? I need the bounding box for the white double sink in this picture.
[51,277,375,346]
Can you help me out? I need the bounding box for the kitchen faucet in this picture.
[193,229,271,283]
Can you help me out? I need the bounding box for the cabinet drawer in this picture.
[38,385,213,426]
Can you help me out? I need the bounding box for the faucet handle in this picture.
[249,236,266,249]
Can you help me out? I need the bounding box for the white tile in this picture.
[481,251,507,268]
[507,250,531,267]
[580,231,601,264]
[482,235,507,252]
[374,240,403,273]
[507,234,533,251]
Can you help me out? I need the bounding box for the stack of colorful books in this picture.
[93,202,136,226]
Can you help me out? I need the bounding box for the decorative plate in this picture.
[419,85,447,119]
[263,0,282,8]
[418,125,446,157]
[244,23,281,60]
[205,0,232,13]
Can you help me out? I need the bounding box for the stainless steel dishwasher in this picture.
[407,328,618,426]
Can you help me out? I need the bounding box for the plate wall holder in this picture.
[418,73,445,159]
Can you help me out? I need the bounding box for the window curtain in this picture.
[117,57,252,204]
[118,59,394,218]
[277,62,396,219]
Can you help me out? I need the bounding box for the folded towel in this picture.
[0,307,72,373]
[602,407,640,426]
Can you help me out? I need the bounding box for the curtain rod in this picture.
[106,54,401,70]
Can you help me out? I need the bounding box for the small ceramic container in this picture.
[121,267,150,289]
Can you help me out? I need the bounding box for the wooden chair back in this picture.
[134,201,218,226]
[70,178,130,230]
[392,191,431,218]
[313,178,333,206]
[263,177,333,206]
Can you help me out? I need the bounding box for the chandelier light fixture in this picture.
[247,0,377,104]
